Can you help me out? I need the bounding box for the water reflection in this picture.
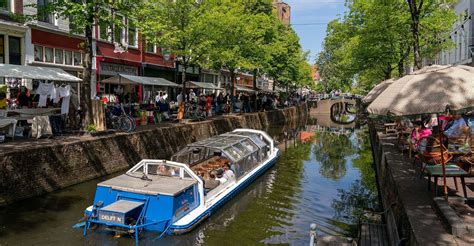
[330,101,357,124]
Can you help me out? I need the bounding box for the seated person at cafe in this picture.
[444,113,469,144]
[409,121,432,152]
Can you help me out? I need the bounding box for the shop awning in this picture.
[236,86,256,93]
[0,64,82,82]
[257,86,273,93]
[186,81,223,90]
[102,74,179,87]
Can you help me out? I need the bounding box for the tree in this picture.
[316,0,456,93]
[405,0,456,69]
[29,0,140,127]
[136,0,211,93]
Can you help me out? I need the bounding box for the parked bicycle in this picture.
[105,103,135,132]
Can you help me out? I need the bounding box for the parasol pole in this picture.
[437,113,448,200]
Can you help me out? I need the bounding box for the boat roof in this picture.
[188,132,266,149]
[98,174,196,196]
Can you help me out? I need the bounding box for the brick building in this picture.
[272,0,291,25]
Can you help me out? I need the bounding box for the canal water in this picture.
[0,108,378,245]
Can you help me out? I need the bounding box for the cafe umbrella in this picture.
[367,64,474,198]
[362,78,396,104]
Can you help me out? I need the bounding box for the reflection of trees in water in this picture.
[202,143,313,245]
[313,132,356,180]
[330,129,378,237]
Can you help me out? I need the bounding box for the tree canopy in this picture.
[316,0,456,94]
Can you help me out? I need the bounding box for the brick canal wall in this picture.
[0,104,307,206]
[369,122,459,245]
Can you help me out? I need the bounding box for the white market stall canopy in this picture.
[236,85,256,93]
[186,81,223,90]
[0,64,82,82]
[102,74,179,87]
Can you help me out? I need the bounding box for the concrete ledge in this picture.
[0,104,307,206]
[433,197,473,238]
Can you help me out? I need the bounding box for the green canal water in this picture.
[0,113,379,245]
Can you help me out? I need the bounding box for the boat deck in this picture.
[98,174,196,196]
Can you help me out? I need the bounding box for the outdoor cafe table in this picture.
[425,164,468,198]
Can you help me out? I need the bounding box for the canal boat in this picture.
[81,129,279,242]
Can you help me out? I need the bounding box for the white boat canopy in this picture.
[0,64,82,82]
[102,74,179,87]
[186,81,223,90]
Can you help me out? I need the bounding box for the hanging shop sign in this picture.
[100,62,138,76]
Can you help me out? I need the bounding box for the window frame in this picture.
[146,41,156,54]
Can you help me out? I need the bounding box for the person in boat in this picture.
[203,172,220,191]
[213,169,228,184]
[223,164,235,181]
[157,165,171,176]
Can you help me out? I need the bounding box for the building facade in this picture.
[272,0,291,25]
[437,0,473,66]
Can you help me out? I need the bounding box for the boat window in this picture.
[233,143,251,156]
[241,139,258,152]
[224,146,241,161]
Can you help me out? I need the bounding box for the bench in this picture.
[359,206,406,246]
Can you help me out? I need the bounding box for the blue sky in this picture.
[284,0,347,63]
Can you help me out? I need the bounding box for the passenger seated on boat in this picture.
[214,170,228,184]
[203,172,220,191]
[157,165,171,176]
[223,164,235,181]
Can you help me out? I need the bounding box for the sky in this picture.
[284,0,347,63]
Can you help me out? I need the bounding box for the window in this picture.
[9,36,21,65]
[34,45,43,62]
[0,35,4,64]
[99,21,109,41]
[45,47,53,62]
[0,0,8,11]
[128,26,137,47]
[55,49,63,64]
[73,52,81,66]
[37,0,54,24]
[146,41,155,53]
[113,15,124,43]
[64,50,72,65]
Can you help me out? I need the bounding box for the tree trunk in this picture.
[181,62,187,95]
[81,22,94,129]
[252,68,257,110]
[408,0,422,69]
[230,70,236,96]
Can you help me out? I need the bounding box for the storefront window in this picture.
[64,50,72,65]
[55,49,63,64]
[45,47,53,63]
[0,35,4,64]
[8,36,21,65]
[73,52,81,66]
[34,45,43,62]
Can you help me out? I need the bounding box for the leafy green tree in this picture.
[406,0,457,69]
[27,0,140,126]
[136,0,211,92]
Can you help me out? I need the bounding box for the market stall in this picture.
[101,74,179,126]
[0,63,82,140]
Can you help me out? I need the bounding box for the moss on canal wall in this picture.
[0,104,307,206]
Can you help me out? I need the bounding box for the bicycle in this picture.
[106,103,135,132]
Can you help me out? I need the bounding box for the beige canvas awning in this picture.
[101,74,179,87]
[236,85,256,93]
[186,81,223,90]
[362,78,396,104]
[0,64,81,82]
[367,65,474,116]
